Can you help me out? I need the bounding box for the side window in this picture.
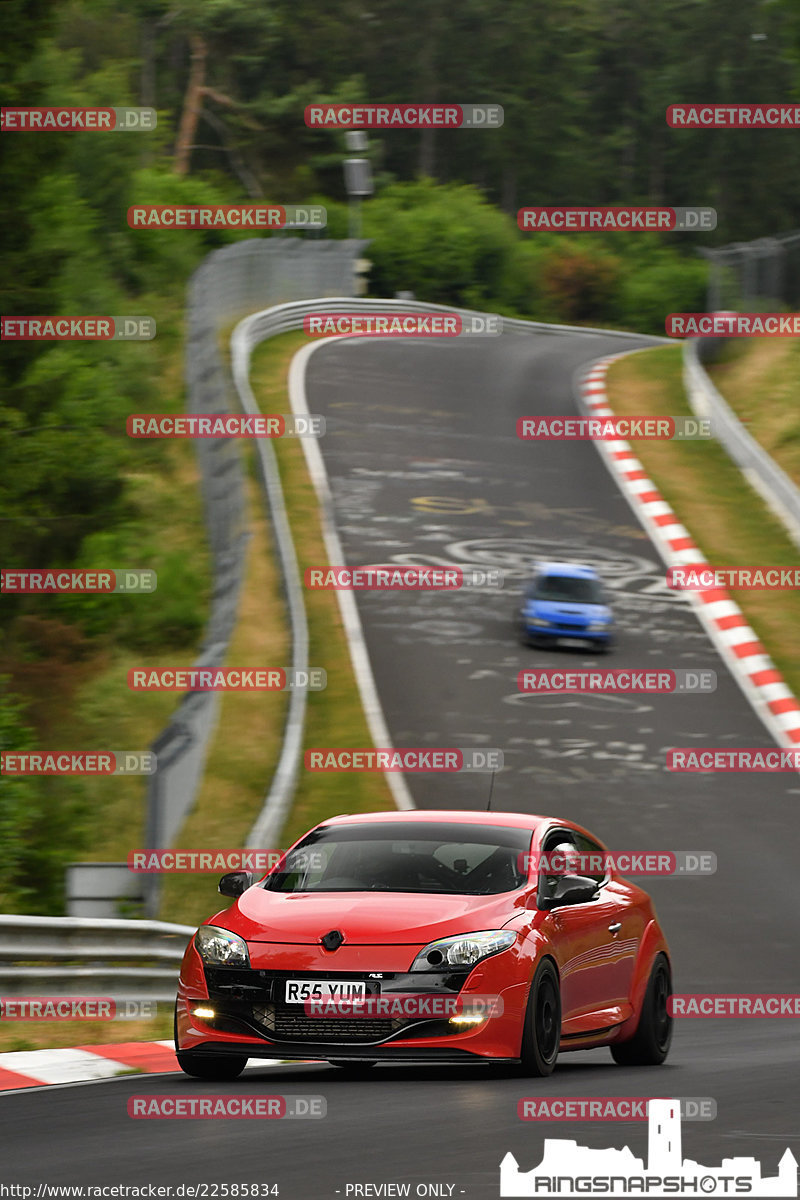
[538,830,578,903]
[572,833,609,885]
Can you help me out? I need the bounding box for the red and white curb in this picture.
[0,1041,180,1090]
[0,1042,301,1091]
[576,353,800,749]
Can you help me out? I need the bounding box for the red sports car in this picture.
[175,810,672,1078]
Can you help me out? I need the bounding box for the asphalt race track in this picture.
[3,331,798,1197]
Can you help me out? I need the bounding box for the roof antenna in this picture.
[486,769,496,812]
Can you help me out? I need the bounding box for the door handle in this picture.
[608,922,622,933]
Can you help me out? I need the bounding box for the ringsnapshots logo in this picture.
[517,416,711,441]
[126,413,325,438]
[0,107,156,131]
[304,103,503,128]
[667,313,800,337]
[128,1095,326,1120]
[500,1098,797,1197]
[518,206,716,232]
[302,312,502,337]
[518,669,716,694]
[128,205,326,230]
[1,752,156,776]
[1,317,155,340]
[127,667,326,691]
[305,565,503,590]
[305,748,504,772]
[1,569,156,593]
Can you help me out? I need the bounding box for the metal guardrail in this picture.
[0,915,195,1002]
[683,339,800,550]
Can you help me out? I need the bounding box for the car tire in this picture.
[520,959,561,1076]
[176,1051,248,1080]
[174,1002,248,1080]
[610,953,672,1066]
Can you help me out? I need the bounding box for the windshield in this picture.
[527,574,604,604]
[264,822,532,895]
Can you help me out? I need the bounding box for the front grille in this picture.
[202,968,468,1045]
[252,1002,404,1043]
[279,1015,399,1042]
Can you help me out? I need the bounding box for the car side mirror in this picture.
[539,874,598,910]
[218,871,254,898]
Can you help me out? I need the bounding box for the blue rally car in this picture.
[518,562,614,651]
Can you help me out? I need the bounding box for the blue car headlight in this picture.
[195,925,250,968]
[410,930,517,971]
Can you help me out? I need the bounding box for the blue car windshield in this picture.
[527,575,604,604]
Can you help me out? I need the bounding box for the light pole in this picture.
[343,129,373,239]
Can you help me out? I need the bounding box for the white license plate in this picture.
[284,979,368,1003]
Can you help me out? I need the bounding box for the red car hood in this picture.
[224,887,524,945]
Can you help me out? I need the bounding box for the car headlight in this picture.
[410,930,516,972]
[195,925,250,968]
[587,621,609,631]
[528,617,550,627]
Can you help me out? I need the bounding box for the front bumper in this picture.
[176,940,528,1062]
[524,623,612,643]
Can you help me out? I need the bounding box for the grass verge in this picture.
[605,345,800,695]
[705,338,800,485]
